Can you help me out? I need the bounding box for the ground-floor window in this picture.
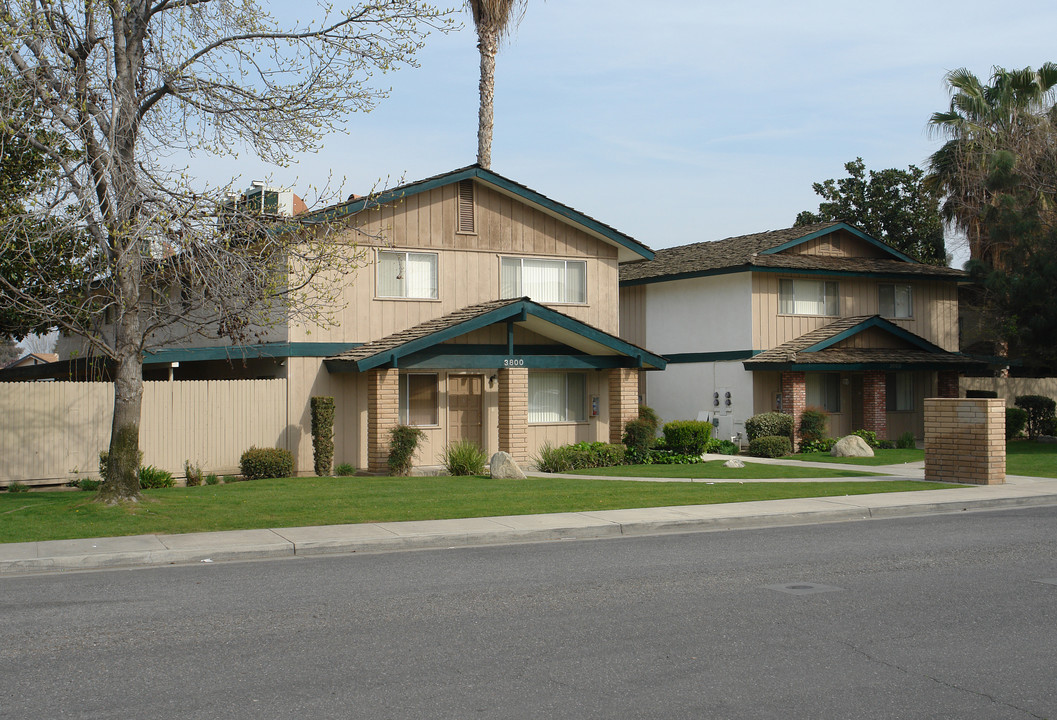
[528,372,587,423]
[400,373,438,426]
[886,372,914,411]
[806,373,841,413]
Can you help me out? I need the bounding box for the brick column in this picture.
[937,370,960,398]
[780,371,806,445]
[608,367,640,445]
[367,368,400,473]
[862,370,888,440]
[498,367,528,464]
[924,398,1005,484]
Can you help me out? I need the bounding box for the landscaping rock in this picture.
[489,451,526,479]
[723,458,745,468]
[830,435,874,457]
[1038,435,1057,444]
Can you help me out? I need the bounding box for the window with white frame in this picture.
[500,257,586,304]
[377,250,438,299]
[806,373,841,413]
[779,279,838,316]
[528,372,587,423]
[399,373,438,425]
[878,284,913,319]
[885,372,914,411]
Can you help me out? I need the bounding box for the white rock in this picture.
[489,451,526,479]
[724,458,745,468]
[830,435,874,457]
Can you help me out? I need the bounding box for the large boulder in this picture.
[830,435,874,457]
[723,458,745,468]
[489,451,526,479]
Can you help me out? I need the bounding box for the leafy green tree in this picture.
[795,158,946,264]
[468,0,527,169]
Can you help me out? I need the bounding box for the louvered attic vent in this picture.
[457,179,476,233]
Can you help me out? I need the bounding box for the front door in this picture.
[448,374,483,448]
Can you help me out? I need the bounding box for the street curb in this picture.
[4,493,1057,576]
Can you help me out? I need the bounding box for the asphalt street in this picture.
[3,506,1056,719]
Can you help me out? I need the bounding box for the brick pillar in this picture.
[924,398,1005,484]
[608,367,640,445]
[862,370,888,440]
[780,371,806,445]
[367,368,400,473]
[498,367,528,464]
[937,370,960,398]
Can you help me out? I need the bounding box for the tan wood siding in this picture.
[752,273,958,350]
[795,230,891,258]
[618,285,647,346]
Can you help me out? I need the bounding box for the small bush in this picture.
[705,438,739,455]
[444,440,488,476]
[662,420,712,455]
[77,478,102,491]
[184,460,204,487]
[799,407,829,445]
[221,475,239,484]
[748,435,792,458]
[799,437,836,454]
[7,482,29,493]
[204,473,220,486]
[388,425,425,476]
[1006,407,1028,439]
[239,447,294,480]
[310,396,335,477]
[569,441,626,468]
[622,418,656,456]
[851,429,879,448]
[876,439,895,450]
[139,465,175,489]
[1014,395,1057,440]
[534,442,572,473]
[642,449,703,465]
[334,463,357,477]
[896,431,917,449]
[745,412,793,442]
[638,405,662,434]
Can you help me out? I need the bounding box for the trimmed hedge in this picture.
[535,441,626,472]
[240,447,294,480]
[311,396,335,476]
[799,407,829,446]
[748,435,792,458]
[661,420,712,455]
[388,425,425,476]
[622,418,656,456]
[1006,407,1028,439]
[746,412,793,442]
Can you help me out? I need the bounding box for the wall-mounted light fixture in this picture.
[488,373,497,388]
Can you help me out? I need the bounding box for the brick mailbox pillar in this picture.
[367,368,400,473]
[498,367,528,464]
[608,368,640,445]
[924,398,1005,485]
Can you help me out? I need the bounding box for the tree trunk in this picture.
[476,29,498,169]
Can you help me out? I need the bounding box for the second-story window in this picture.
[377,250,438,299]
[779,279,838,316]
[500,257,586,304]
[879,283,913,319]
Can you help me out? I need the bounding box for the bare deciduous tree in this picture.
[0,0,453,502]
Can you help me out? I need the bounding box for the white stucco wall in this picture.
[645,361,755,442]
[643,272,753,352]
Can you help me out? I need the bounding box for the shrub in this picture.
[221,475,239,484]
[643,449,703,465]
[239,447,294,480]
[799,437,836,454]
[745,412,793,442]
[388,425,425,476]
[139,465,175,489]
[204,473,220,486]
[748,435,792,458]
[896,431,917,449]
[568,441,626,468]
[534,442,572,473]
[705,438,739,455]
[310,396,335,477]
[444,440,487,476]
[334,463,357,477]
[1014,395,1057,440]
[7,482,29,493]
[184,460,204,487]
[798,407,829,445]
[662,420,712,455]
[638,405,662,434]
[877,439,895,450]
[622,418,656,456]
[77,478,102,491]
[851,429,879,447]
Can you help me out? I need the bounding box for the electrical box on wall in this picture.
[590,395,599,417]
[774,392,783,411]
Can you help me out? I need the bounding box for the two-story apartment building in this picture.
[619,222,981,444]
[105,165,665,473]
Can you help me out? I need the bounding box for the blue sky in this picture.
[192,0,1057,267]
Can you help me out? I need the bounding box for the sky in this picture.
[188,0,1057,269]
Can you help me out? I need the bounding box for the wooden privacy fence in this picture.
[0,380,288,485]
[960,377,1057,405]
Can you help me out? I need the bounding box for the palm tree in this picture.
[926,63,1057,265]
[468,0,526,169]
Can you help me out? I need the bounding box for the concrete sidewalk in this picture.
[4,468,1057,576]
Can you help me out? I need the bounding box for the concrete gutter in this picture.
[3,470,1057,576]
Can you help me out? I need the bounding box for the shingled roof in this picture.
[619,222,964,284]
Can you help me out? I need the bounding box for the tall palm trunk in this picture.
[476,29,499,168]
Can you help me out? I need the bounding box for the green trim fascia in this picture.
[328,354,638,371]
[523,302,667,369]
[743,361,982,372]
[758,222,918,263]
[801,317,945,354]
[664,350,758,363]
[144,342,362,364]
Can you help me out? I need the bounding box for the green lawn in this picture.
[1007,441,1057,477]
[0,475,956,544]
[788,448,925,466]
[565,460,880,479]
